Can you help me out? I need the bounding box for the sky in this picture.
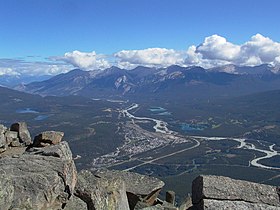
[1,0,280,76]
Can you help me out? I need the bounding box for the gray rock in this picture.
[139,202,178,210]
[166,191,176,205]
[0,133,5,148]
[9,138,21,147]
[192,175,280,207]
[139,205,164,210]
[179,194,192,210]
[0,141,77,210]
[33,131,64,147]
[5,130,18,145]
[96,169,165,195]
[0,124,7,134]
[0,146,7,153]
[64,195,87,210]
[95,169,165,208]
[75,170,130,210]
[26,141,73,160]
[200,199,280,210]
[10,122,32,146]
[0,170,14,209]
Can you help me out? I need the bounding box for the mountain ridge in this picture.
[18,65,280,100]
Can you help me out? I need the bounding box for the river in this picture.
[123,103,280,170]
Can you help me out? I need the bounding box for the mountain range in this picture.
[0,74,51,88]
[17,64,280,100]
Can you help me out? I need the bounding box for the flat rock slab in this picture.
[95,169,165,195]
[95,169,165,209]
[26,141,73,160]
[200,199,280,210]
[64,195,87,210]
[75,170,130,210]
[192,175,280,207]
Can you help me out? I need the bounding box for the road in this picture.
[124,138,200,171]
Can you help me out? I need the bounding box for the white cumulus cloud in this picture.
[239,34,280,66]
[196,34,241,61]
[54,50,111,70]
[114,48,185,69]
[113,34,280,70]
[185,34,280,69]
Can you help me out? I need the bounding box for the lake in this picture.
[16,108,39,114]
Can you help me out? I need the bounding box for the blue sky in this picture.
[1,0,280,75]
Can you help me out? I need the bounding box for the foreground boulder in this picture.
[0,141,77,210]
[95,169,165,209]
[75,170,130,210]
[191,175,280,210]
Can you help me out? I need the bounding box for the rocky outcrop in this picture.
[75,170,130,210]
[0,124,6,151]
[0,122,77,210]
[197,199,280,210]
[10,122,32,146]
[1,122,279,210]
[64,194,88,210]
[190,175,280,210]
[0,141,77,210]
[0,122,31,152]
[166,191,176,205]
[0,122,169,210]
[33,131,64,147]
[95,169,165,209]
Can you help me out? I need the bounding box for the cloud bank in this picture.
[114,34,280,70]
[0,59,72,76]
[189,34,280,68]
[1,34,280,76]
[53,50,111,70]
[114,48,185,69]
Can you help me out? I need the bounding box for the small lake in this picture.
[34,115,49,121]
[16,108,39,114]
[149,107,167,112]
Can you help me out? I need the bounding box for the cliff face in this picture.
[0,122,279,210]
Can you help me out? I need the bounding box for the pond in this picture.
[149,107,167,112]
[156,111,172,116]
[34,115,49,121]
[16,108,39,114]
